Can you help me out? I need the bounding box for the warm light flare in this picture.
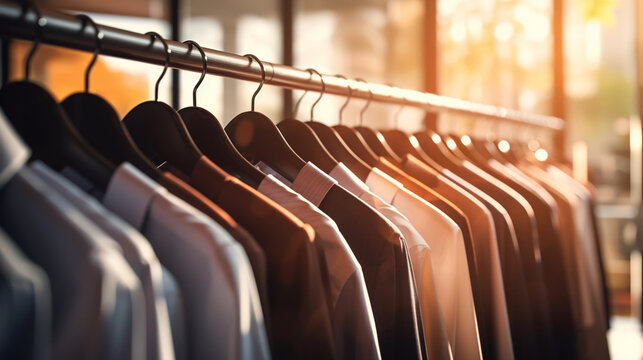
[409,135,420,148]
[450,21,467,43]
[494,22,514,42]
[446,138,457,150]
[461,135,472,146]
[498,140,511,153]
[528,139,540,151]
[535,148,549,162]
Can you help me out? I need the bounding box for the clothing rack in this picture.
[0,0,564,130]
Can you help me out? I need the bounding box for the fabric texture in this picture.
[181,156,336,360]
[521,164,610,360]
[32,161,175,360]
[158,170,270,336]
[402,155,514,360]
[462,152,573,359]
[329,162,452,360]
[434,153,552,359]
[103,162,270,360]
[365,167,482,360]
[0,166,145,360]
[0,226,51,360]
[262,161,424,360]
[258,174,381,360]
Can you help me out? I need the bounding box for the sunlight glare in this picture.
[498,140,511,153]
[535,148,549,162]
[494,22,514,42]
[461,135,472,146]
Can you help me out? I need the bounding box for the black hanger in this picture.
[224,54,305,183]
[178,46,265,188]
[61,18,161,180]
[352,79,403,165]
[498,139,524,164]
[332,76,379,166]
[277,68,338,173]
[121,40,203,176]
[471,135,508,164]
[412,130,465,169]
[377,98,445,171]
[379,95,416,158]
[293,73,371,177]
[301,70,373,180]
[0,4,114,191]
[448,133,482,163]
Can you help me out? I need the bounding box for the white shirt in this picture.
[257,174,380,360]
[365,167,482,360]
[329,163,452,360]
[1,166,145,360]
[0,226,51,360]
[102,163,270,360]
[31,161,175,360]
[0,112,145,360]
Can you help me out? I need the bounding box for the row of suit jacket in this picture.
[0,66,608,360]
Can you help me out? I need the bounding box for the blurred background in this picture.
[3,0,642,358]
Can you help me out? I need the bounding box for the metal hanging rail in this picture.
[0,0,565,130]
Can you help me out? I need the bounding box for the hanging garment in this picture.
[257,160,425,360]
[160,270,186,360]
[401,154,514,360]
[256,173,381,360]
[518,163,611,360]
[0,110,146,360]
[100,162,270,360]
[328,162,452,360]
[0,226,51,360]
[499,160,579,359]
[438,157,553,359]
[31,161,176,360]
[370,157,486,335]
[532,165,610,360]
[465,155,574,359]
[156,171,271,338]
[59,167,187,360]
[0,168,146,360]
[432,165,538,360]
[176,156,336,360]
[364,166,482,360]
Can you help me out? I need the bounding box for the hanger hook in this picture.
[355,78,373,126]
[146,32,170,102]
[335,74,352,125]
[182,40,207,107]
[75,14,102,93]
[23,2,45,81]
[293,69,312,118]
[394,91,407,129]
[243,54,265,112]
[307,68,325,121]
